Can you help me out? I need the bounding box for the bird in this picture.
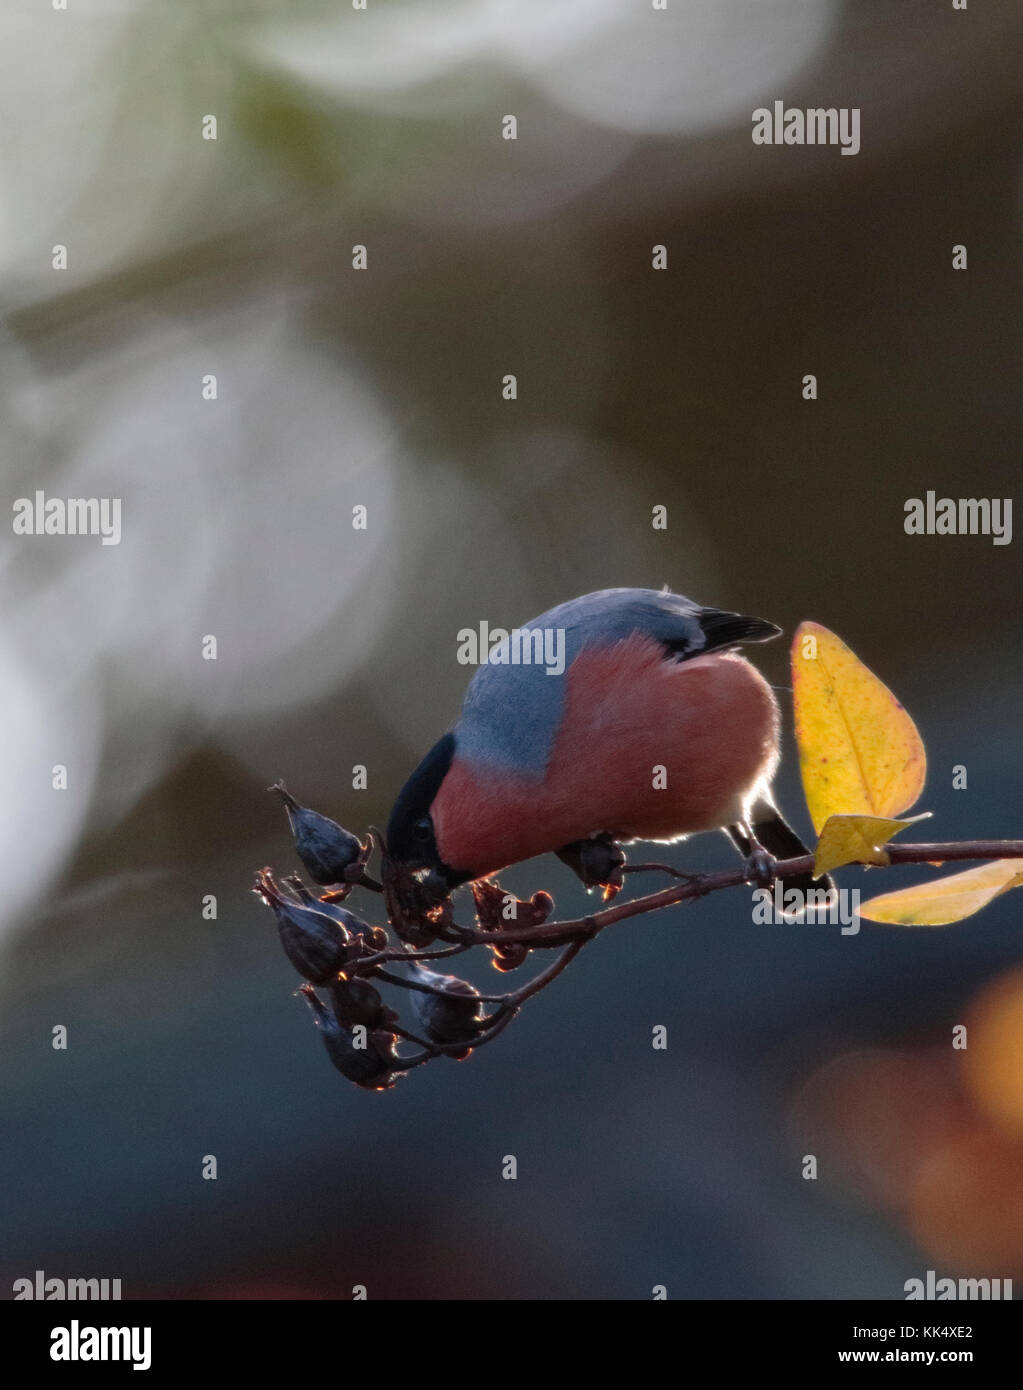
[386,587,829,905]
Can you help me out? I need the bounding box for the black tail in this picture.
[727,804,835,903]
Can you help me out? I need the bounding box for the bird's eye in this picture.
[413,817,432,842]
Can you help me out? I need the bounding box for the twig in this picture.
[270,837,1023,1087]
[351,942,473,970]
[503,939,589,1006]
[449,840,1023,949]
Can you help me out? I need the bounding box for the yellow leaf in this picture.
[813,812,932,877]
[859,859,1023,926]
[791,622,926,834]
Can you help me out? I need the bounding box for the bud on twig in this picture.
[330,974,394,1030]
[269,781,363,885]
[404,962,487,1058]
[254,868,353,984]
[470,879,549,970]
[283,875,390,953]
[555,835,626,899]
[381,850,443,948]
[299,985,401,1089]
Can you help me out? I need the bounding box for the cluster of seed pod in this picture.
[255,783,533,1089]
[469,878,554,971]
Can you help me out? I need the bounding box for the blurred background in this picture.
[2,0,1023,1299]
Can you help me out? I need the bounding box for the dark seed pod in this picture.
[313,897,374,937]
[269,781,363,885]
[255,869,353,984]
[281,874,321,906]
[330,973,389,1030]
[555,835,625,894]
[300,986,399,1090]
[418,869,451,906]
[406,962,486,1056]
[381,853,439,949]
[282,877,388,956]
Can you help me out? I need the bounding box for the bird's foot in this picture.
[742,847,778,890]
[622,862,699,886]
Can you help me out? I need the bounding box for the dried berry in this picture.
[381,852,440,948]
[300,985,400,1090]
[555,835,625,897]
[468,879,537,970]
[269,781,363,885]
[491,942,529,972]
[520,891,554,926]
[330,973,391,1030]
[470,878,507,929]
[470,880,551,929]
[282,873,388,951]
[405,962,486,1057]
[255,868,353,984]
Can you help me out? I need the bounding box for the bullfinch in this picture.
[386,587,826,902]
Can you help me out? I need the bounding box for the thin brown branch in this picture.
[455,840,1023,949]
[884,840,1023,864]
[504,939,589,1005]
[353,942,473,970]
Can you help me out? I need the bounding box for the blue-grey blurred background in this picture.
[2,0,1023,1299]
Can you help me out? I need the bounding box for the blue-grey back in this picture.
[456,588,708,775]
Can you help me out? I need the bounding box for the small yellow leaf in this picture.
[813,812,932,878]
[792,622,926,834]
[859,859,1023,926]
